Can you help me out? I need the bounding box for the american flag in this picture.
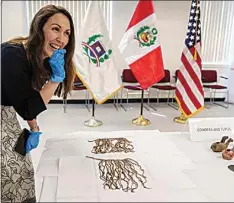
[175,0,204,117]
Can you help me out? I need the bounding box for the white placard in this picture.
[188,117,234,141]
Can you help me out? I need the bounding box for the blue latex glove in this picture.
[49,49,66,83]
[26,131,42,154]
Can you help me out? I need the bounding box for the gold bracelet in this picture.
[30,126,40,132]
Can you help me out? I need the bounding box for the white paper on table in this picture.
[39,176,58,202]
[57,156,98,199]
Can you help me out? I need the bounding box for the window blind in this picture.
[26,1,234,66]
[201,1,234,66]
[25,1,112,38]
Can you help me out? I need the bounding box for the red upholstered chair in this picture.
[202,70,229,108]
[150,69,178,110]
[119,69,150,111]
[63,75,90,113]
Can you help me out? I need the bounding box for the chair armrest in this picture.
[220,76,228,80]
[73,82,84,87]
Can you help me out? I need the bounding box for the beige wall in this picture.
[1,1,28,42]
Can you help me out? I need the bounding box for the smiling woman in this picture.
[1,5,75,202]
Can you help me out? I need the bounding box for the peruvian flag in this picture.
[119,0,165,90]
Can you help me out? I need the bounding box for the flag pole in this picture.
[193,0,199,61]
[140,90,144,115]
[92,99,95,117]
[132,89,150,126]
[84,99,103,127]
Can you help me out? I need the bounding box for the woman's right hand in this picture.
[26,131,42,154]
[49,49,66,83]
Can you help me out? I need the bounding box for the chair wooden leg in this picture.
[148,89,150,106]
[213,89,216,104]
[126,89,129,109]
[149,104,157,111]
[168,91,179,110]
[157,89,159,104]
[210,89,212,104]
[120,87,123,106]
[141,90,149,111]
[85,91,90,112]
[226,90,230,108]
[214,90,229,108]
[143,105,150,111]
[167,90,170,104]
[207,89,213,108]
[113,93,118,111]
[120,88,127,111]
[63,98,67,113]
[147,88,157,111]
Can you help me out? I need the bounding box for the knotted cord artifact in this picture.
[88,138,134,154]
[86,156,150,192]
[211,136,233,152]
[222,147,234,160]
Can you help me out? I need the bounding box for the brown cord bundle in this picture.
[89,138,134,154]
[86,156,150,192]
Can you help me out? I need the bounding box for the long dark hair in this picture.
[8,5,76,98]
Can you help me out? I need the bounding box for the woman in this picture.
[1,5,75,202]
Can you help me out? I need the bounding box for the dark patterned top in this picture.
[1,42,51,120]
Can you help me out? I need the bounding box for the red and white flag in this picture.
[118,0,165,90]
[175,0,204,117]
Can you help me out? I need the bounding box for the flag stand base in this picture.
[132,115,150,126]
[173,113,187,124]
[84,117,103,127]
